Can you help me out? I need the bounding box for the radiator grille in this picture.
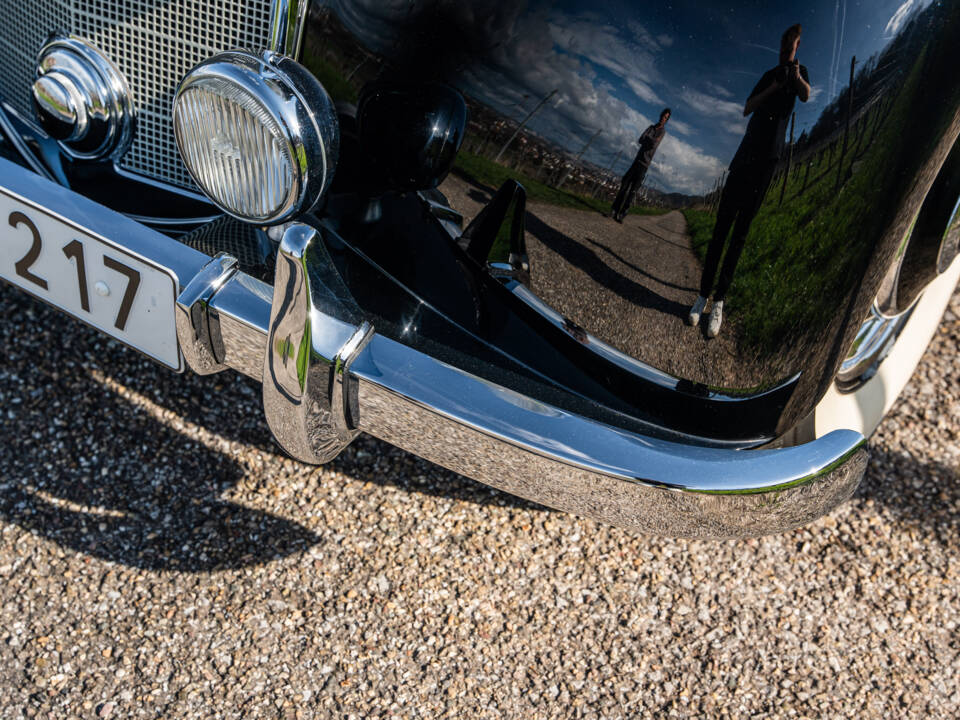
[0,0,274,190]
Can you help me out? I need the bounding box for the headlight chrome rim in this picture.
[173,50,338,226]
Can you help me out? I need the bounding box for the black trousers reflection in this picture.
[699,161,776,301]
[611,162,649,219]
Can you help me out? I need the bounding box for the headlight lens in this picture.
[173,51,338,225]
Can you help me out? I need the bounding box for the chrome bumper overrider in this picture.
[1,158,868,538]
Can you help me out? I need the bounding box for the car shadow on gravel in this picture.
[97,347,550,514]
[857,446,960,547]
[0,474,320,573]
[149,374,549,517]
[0,312,321,570]
[0,366,544,574]
[0,287,541,574]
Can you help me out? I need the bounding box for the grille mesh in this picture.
[0,0,274,190]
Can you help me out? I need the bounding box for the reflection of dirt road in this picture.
[441,173,773,388]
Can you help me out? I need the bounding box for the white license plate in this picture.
[0,187,182,370]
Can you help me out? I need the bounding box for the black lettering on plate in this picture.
[9,211,47,290]
[62,239,90,312]
[103,255,141,331]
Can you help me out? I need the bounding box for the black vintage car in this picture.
[1,0,958,537]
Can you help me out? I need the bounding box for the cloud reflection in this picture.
[322,0,934,196]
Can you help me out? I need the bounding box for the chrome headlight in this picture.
[172,50,338,225]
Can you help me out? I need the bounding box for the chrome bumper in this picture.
[1,158,868,538]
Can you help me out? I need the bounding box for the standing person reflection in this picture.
[689,24,810,338]
[610,108,671,223]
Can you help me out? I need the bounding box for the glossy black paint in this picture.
[298,0,960,441]
[315,190,796,443]
[357,81,467,191]
[65,162,215,222]
[890,139,960,314]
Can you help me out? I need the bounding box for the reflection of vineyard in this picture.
[686,41,933,362]
[684,88,896,359]
[684,0,960,426]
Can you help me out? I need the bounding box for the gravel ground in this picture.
[1,273,959,718]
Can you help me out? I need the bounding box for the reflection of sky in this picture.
[327,0,932,194]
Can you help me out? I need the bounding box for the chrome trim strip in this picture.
[175,254,239,375]
[938,195,960,273]
[268,0,310,57]
[511,282,683,388]
[837,303,915,390]
[0,161,869,537]
[122,213,221,228]
[110,164,214,206]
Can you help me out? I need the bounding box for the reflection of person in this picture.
[610,108,671,222]
[689,24,811,338]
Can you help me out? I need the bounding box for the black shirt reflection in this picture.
[690,24,811,339]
